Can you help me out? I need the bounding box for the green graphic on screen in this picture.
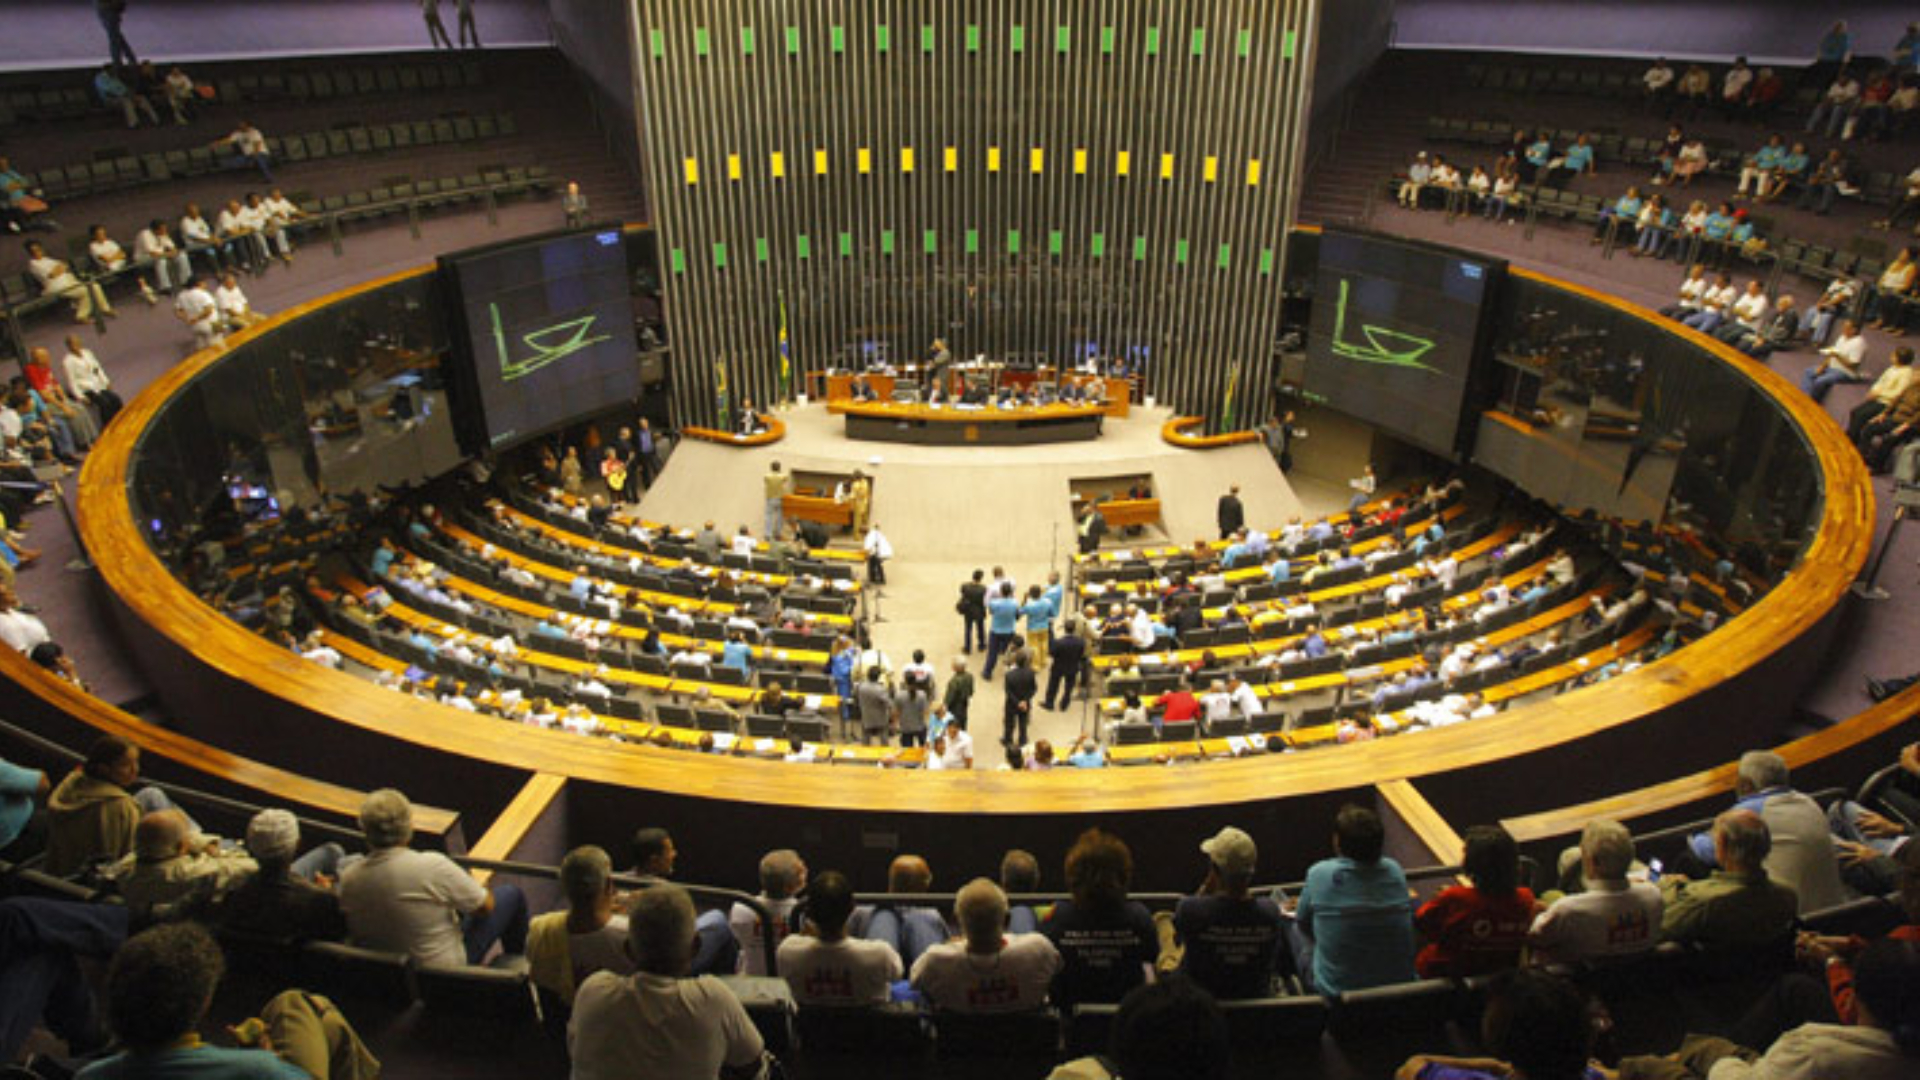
[491,302,614,382]
[1329,278,1440,372]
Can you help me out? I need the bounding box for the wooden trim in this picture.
[467,772,567,886]
[68,253,1876,816]
[1162,415,1263,448]
[1502,681,1920,844]
[681,412,785,446]
[0,645,460,839]
[1378,779,1466,867]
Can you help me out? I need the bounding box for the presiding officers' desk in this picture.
[829,399,1107,444]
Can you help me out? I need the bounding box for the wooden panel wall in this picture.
[634,0,1318,431]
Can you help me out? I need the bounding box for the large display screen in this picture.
[1305,230,1506,456]
[440,228,639,451]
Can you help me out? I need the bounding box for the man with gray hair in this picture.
[1685,750,1849,913]
[910,877,1060,1012]
[569,884,766,1080]
[1529,819,1664,963]
[728,848,806,976]
[338,788,528,967]
[1661,809,1799,949]
[527,845,635,1005]
[206,808,348,942]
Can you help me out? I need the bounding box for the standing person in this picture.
[847,471,871,535]
[894,676,930,748]
[633,418,661,488]
[1021,585,1055,670]
[1216,486,1244,540]
[1043,619,1087,712]
[945,656,975,730]
[763,461,791,539]
[1076,501,1107,555]
[559,446,584,495]
[863,521,892,585]
[97,0,137,71]
[1002,652,1038,749]
[983,582,1021,679]
[597,446,628,502]
[855,667,893,747]
[957,569,988,653]
[563,182,590,227]
[421,0,454,48]
[455,0,480,48]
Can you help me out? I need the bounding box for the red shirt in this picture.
[24,365,53,395]
[1414,885,1537,978]
[1828,924,1920,1024]
[1160,691,1200,722]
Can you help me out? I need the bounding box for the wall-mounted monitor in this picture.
[439,227,640,452]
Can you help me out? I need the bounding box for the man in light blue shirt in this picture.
[1020,586,1056,669]
[1287,804,1417,996]
[984,583,1022,679]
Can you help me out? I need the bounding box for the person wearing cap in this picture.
[1287,804,1417,996]
[206,809,348,943]
[1163,826,1284,1000]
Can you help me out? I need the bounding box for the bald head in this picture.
[134,809,191,862]
[888,854,932,893]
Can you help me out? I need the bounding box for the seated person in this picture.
[1529,819,1663,964]
[115,809,257,916]
[911,877,1062,1013]
[852,853,947,968]
[1002,848,1043,934]
[1661,809,1798,949]
[1395,969,1596,1080]
[1683,751,1849,914]
[1041,829,1154,1009]
[1166,827,1282,1000]
[206,809,348,943]
[83,922,378,1080]
[777,869,903,1006]
[528,845,636,1006]
[1288,804,1417,995]
[339,788,528,967]
[1414,825,1538,978]
[737,399,767,436]
[849,375,878,402]
[728,848,806,976]
[568,885,766,1079]
[46,736,186,878]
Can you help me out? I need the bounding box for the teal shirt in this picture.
[987,595,1021,634]
[1021,597,1055,633]
[1778,152,1809,176]
[0,168,27,206]
[721,639,753,673]
[0,757,44,849]
[1563,143,1595,172]
[78,1045,309,1080]
[1702,213,1734,240]
[1294,855,1418,995]
[1525,140,1551,166]
[1752,144,1785,170]
[1613,195,1643,218]
[1729,222,1754,244]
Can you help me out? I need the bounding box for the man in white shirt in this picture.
[1223,673,1263,721]
[1200,680,1235,726]
[1804,320,1870,402]
[298,631,342,668]
[61,334,122,423]
[217,120,274,181]
[134,219,191,293]
[174,278,224,351]
[728,848,805,976]
[927,728,974,770]
[570,885,765,1080]
[1660,264,1710,319]
[0,584,51,653]
[776,870,903,1006]
[910,877,1062,1012]
[1715,280,1770,343]
[730,527,755,557]
[1642,58,1675,104]
[178,204,225,272]
[863,522,893,586]
[1530,820,1663,964]
[25,241,111,323]
[244,192,293,264]
[216,199,268,273]
[214,271,265,330]
[337,788,528,968]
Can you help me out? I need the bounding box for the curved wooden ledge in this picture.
[0,644,460,840]
[681,412,785,446]
[69,253,1875,816]
[1162,415,1263,448]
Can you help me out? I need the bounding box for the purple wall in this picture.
[0,0,552,70]
[546,0,642,187]
[1392,2,1910,65]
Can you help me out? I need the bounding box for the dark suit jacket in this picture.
[1003,667,1038,708]
[1218,495,1245,534]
